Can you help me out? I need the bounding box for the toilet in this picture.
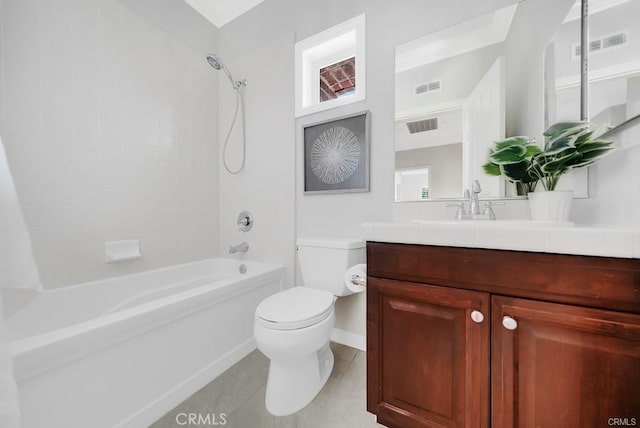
[253,236,365,416]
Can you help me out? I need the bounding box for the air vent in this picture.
[406,118,438,134]
[415,80,441,95]
[603,32,627,48]
[573,31,628,58]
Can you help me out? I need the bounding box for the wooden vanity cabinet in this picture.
[492,296,640,428]
[367,277,490,428]
[366,242,640,428]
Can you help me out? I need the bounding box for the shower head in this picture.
[206,54,223,70]
[206,53,241,88]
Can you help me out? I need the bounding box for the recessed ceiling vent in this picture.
[415,80,441,95]
[573,31,628,57]
[407,118,438,134]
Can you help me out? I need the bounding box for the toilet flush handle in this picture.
[350,274,366,287]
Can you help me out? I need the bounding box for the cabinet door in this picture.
[492,296,640,428]
[367,278,490,428]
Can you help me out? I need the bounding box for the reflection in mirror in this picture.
[395,168,432,201]
[545,0,583,124]
[394,5,518,201]
[546,0,640,149]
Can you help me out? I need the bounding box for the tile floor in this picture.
[150,343,385,428]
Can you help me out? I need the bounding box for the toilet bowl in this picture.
[254,288,336,416]
[253,236,365,416]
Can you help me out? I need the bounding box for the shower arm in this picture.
[220,64,236,87]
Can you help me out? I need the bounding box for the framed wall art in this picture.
[303,111,370,194]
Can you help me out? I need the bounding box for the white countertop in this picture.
[361,221,640,259]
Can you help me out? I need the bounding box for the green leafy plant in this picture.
[483,122,615,192]
[530,122,615,190]
[482,136,542,194]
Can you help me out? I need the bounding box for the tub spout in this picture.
[229,242,249,254]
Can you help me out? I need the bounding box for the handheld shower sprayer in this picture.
[207,54,248,89]
[206,54,248,175]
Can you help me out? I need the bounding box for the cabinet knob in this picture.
[502,316,518,330]
[470,310,484,323]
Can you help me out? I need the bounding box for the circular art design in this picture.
[310,126,360,184]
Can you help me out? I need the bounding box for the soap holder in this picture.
[105,239,141,263]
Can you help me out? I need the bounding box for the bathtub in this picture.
[6,258,284,428]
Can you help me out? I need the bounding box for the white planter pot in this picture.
[528,190,573,221]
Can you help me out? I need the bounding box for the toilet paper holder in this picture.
[350,273,366,287]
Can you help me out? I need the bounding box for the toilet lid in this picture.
[256,287,335,330]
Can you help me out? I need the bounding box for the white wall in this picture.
[219,0,640,340]
[571,138,640,226]
[217,35,297,287]
[220,0,521,338]
[0,0,220,288]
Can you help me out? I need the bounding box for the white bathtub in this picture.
[6,258,284,428]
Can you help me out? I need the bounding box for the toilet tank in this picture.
[297,236,365,296]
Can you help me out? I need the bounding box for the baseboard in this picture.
[330,328,366,351]
[116,338,257,428]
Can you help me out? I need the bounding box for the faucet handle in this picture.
[481,201,504,220]
[447,202,467,219]
[236,211,253,232]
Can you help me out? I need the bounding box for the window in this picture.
[295,14,366,117]
[320,56,356,102]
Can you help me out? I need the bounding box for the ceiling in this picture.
[395,4,517,73]
[563,0,632,22]
[182,0,266,27]
[394,4,516,121]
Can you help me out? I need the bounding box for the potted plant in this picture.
[483,122,615,221]
[482,136,542,196]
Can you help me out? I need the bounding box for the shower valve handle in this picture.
[237,211,253,232]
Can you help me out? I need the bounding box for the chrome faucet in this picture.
[469,180,482,215]
[447,180,501,220]
[229,242,249,254]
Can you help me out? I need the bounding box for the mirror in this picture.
[394,0,578,202]
[394,4,516,202]
[545,0,640,149]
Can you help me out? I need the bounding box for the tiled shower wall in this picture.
[0,0,220,288]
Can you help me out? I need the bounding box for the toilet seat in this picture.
[256,287,335,330]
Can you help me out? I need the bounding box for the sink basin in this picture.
[411,219,575,228]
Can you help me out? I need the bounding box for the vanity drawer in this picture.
[367,242,640,314]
